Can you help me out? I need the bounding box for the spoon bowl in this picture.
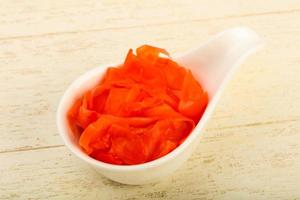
[57,27,263,185]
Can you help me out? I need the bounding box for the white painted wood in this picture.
[0,1,300,199]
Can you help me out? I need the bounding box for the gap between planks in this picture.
[0,144,64,155]
[0,8,299,41]
[207,118,300,131]
[1,118,299,155]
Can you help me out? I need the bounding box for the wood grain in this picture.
[0,0,299,39]
[1,1,300,199]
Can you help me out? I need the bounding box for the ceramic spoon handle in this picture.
[175,27,264,97]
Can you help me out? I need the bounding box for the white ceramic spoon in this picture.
[57,27,263,185]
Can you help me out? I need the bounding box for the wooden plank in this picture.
[0,12,300,153]
[1,1,300,198]
[0,0,300,39]
[1,121,300,199]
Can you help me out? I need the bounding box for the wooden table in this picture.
[1,1,300,199]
